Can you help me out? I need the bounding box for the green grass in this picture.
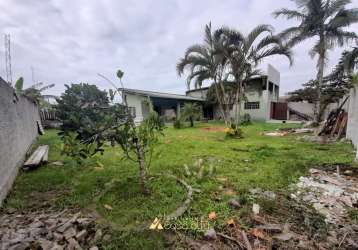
[3,122,355,249]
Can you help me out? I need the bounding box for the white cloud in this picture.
[0,0,356,96]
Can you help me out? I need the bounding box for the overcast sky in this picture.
[0,0,357,96]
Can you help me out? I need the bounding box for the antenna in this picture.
[31,66,35,85]
[4,34,13,85]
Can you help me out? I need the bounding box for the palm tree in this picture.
[178,23,292,126]
[274,0,358,122]
[177,23,231,125]
[181,102,202,127]
[214,24,292,124]
[15,77,55,107]
[342,46,358,73]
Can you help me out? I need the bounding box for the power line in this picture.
[4,34,12,85]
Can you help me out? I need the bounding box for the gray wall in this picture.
[0,80,40,204]
[347,86,358,160]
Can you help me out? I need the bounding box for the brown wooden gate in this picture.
[271,102,288,120]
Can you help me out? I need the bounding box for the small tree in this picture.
[181,102,202,127]
[56,83,110,141]
[59,72,164,195]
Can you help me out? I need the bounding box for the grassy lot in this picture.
[3,122,355,249]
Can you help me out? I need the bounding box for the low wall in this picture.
[347,86,358,160]
[0,79,40,205]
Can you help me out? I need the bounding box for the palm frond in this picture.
[343,46,358,71]
[272,8,306,20]
[251,35,283,55]
[38,83,55,92]
[327,0,352,16]
[328,8,358,28]
[255,46,293,66]
[245,24,274,50]
[204,23,213,47]
[28,82,44,90]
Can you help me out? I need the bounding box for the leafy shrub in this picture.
[173,119,182,129]
[61,132,102,163]
[224,124,243,138]
[56,83,110,140]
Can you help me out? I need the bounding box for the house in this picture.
[122,64,286,123]
[120,88,205,123]
[187,64,284,122]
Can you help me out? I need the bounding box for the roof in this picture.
[120,88,205,101]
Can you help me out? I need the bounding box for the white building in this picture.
[122,64,286,122]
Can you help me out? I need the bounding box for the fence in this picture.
[0,79,41,204]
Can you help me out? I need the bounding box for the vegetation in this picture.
[173,119,182,129]
[274,0,358,122]
[181,102,202,127]
[177,23,292,128]
[5,123,355,248]
[57,71,164,194]
[56,83,110,141]
[14,77,55,107]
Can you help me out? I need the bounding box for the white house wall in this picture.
[125,94,147,123]
[238,88,269,121]
[347,86,358,160]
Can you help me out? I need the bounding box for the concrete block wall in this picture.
[0,79,40,205]
[347,86,358,160]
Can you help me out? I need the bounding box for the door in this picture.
[271,102,288,120]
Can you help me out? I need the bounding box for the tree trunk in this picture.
[213,80,230,126]
[136,142,150,195]
[234,80,242,126]
[315,35,325,124]
[189,117,194,127]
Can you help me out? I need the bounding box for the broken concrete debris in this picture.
[263,127,315,137]
[0,211,103,250]
[291,167,358,223]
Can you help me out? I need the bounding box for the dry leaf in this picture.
[251,228,266,240]
[226,218,235,226]
[104,204,113,210]
[208,211,216,220]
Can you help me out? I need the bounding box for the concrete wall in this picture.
[0,80,40,204]
[287,101,340,121]
[346,86,358,160]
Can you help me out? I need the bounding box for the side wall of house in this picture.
[124,93,147,123]
[0,81,40,205]
[347,86,358,160]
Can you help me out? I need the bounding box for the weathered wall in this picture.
[346,86,358,160]
[0,80,40,204]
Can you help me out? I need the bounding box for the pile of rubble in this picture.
[263,128,315,137]
[0,210,105,250]
[291,167,358,223]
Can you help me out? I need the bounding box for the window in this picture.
[244,102,260,110]
[128,107,136,118]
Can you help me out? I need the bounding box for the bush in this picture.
[241,113,252,126]
[224,123,243,138]
[56,83,110,140]
[173,119,182,129]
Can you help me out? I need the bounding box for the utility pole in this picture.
[4,34,13,86]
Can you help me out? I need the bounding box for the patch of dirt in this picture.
[24,190,71,211]
[200,127,225,132]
